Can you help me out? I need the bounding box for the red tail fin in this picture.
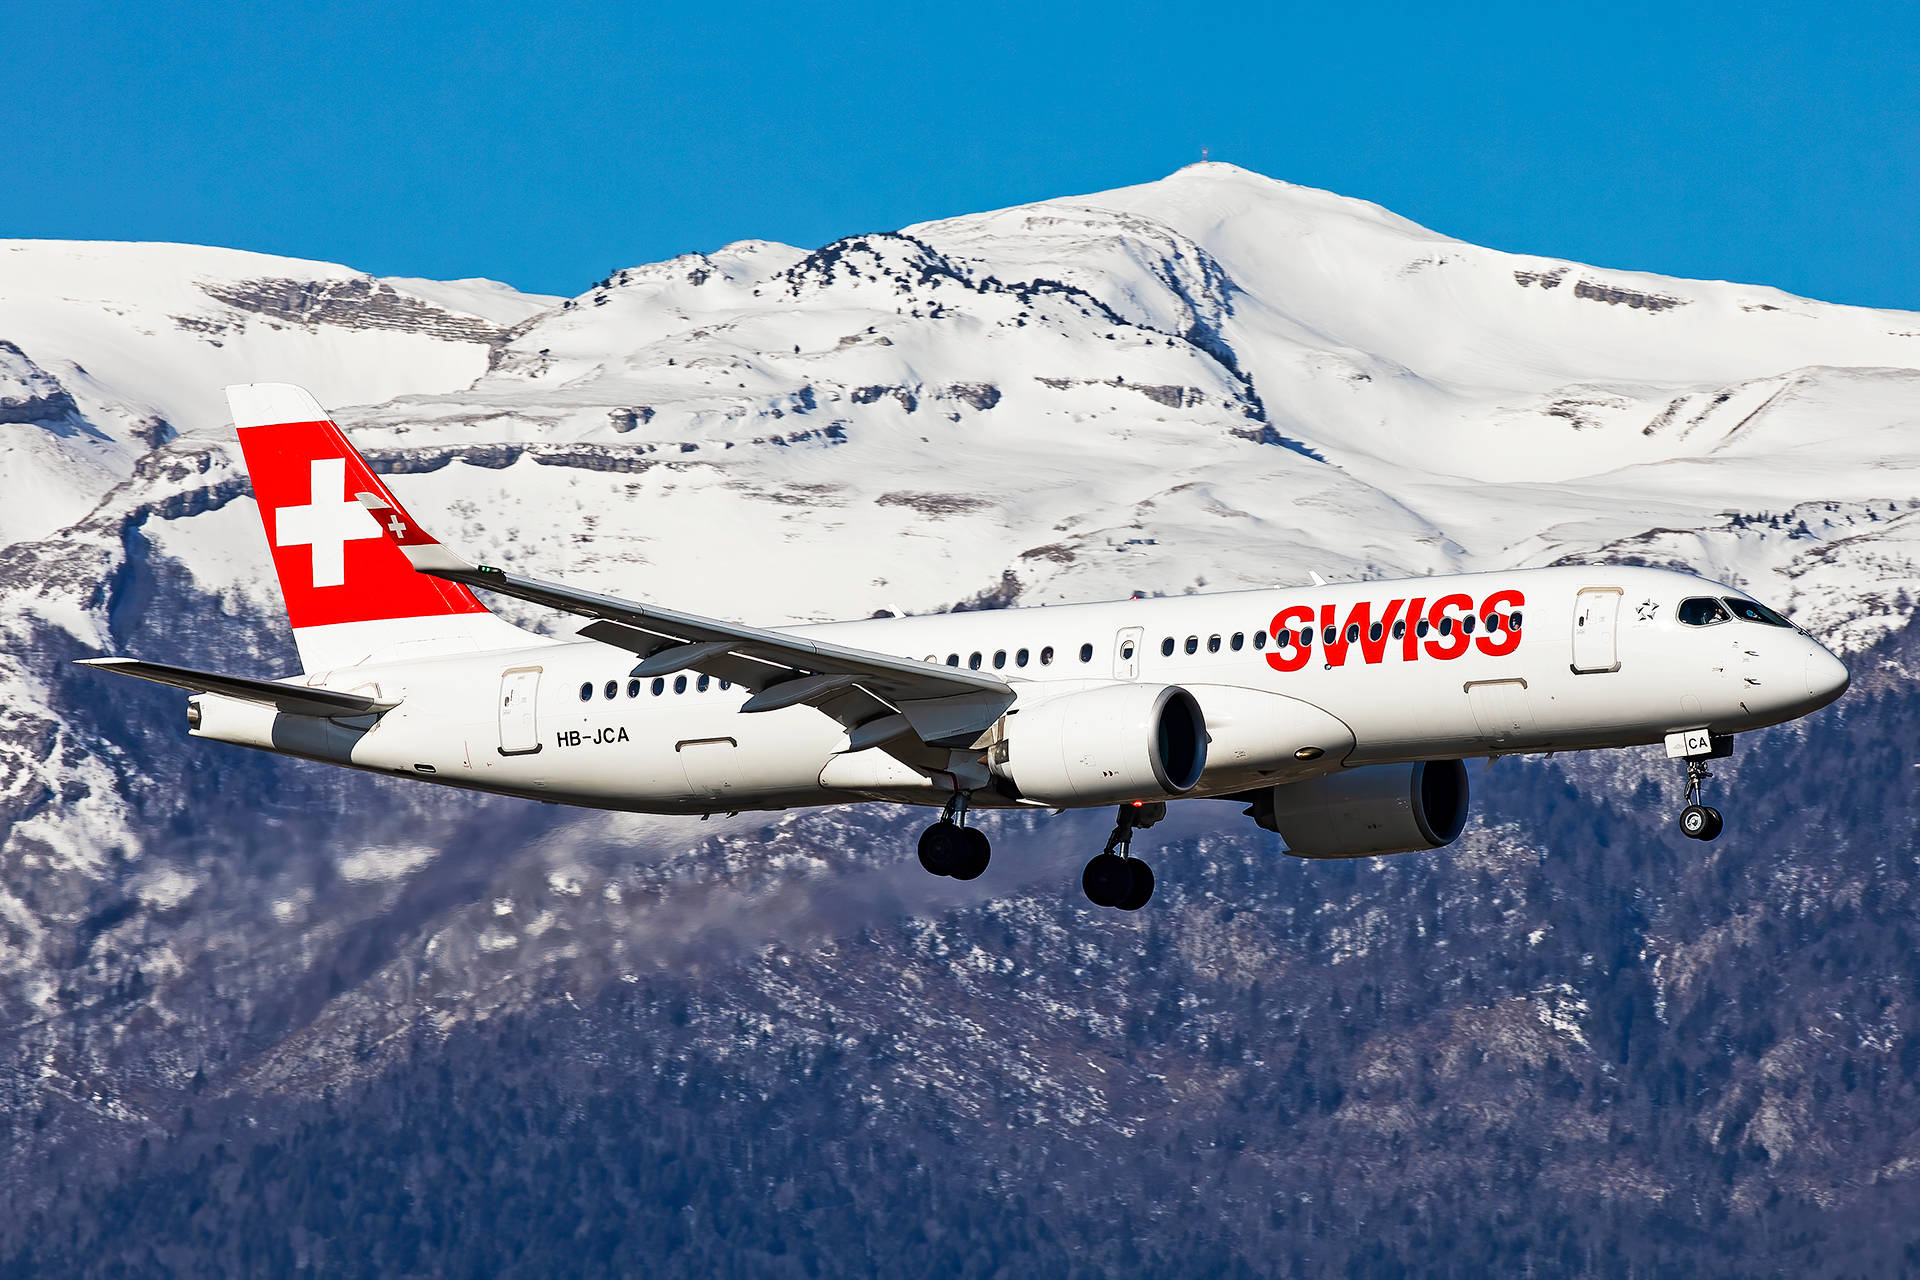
[227,384,528,671]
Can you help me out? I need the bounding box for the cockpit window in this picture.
[1724,597,1793,628]
[1677,597,1730,627]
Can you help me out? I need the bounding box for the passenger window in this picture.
[1207,635,1222,653]
[1678,597,1730,626]
[1322,626,1336,644]
[1016,648,1029,667]
[1040,646,1054,665]
[1344,624,1360,644]
[578,682,592,702]
[603,680,618,700]
[969,652,983,670]
[1510,612,1523,631]
[651,678,665,696]
[994,650,1008,669]
[1462,616,1475,635]
[627,678,641,698]
[1252,630,1266,650]
[1185,636,1199,655]
[1079,643,1093,663]
[1439,617,1453,637]
[720,680,731,691]
[1416,619,1430,638]
[1297,628,1313,647]
[1367,622,1382,642]
[946,654,959,667]
[1161,637,1176,657]
[1482,615,1498,632]
[1231,632,1244,651]
[697,675,710,692]
[1392,620,1405,640]
[673,675,687,694]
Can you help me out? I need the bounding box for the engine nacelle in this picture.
[1246,760,1469,859]
[994,683,1207,806]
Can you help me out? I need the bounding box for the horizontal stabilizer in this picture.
[77,657,398,717]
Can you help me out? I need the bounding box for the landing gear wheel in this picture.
[1115,859,1155,911]
[918,821,965,875]
[1674,750,1731,843]
[1082,853,1133,908]
[951,827,991,881]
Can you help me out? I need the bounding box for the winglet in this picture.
[354,492,477,575]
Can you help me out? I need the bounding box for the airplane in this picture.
[83,384,1851,911]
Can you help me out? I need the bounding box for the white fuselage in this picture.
[190,565,1847,815]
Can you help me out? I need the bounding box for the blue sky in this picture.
[9,1,1917,308]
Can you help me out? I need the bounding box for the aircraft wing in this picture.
[355,493,1014,752]
[77,657,398,717]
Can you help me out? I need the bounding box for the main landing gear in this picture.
[1082,801,1164,912]
[1677,756,1725,842]
[918,793,990,881]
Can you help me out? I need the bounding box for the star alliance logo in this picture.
[1636,599,1659,622]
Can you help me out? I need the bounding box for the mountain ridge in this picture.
[0,164,1916,1273]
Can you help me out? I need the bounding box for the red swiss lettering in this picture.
[1264,587,1522,672]
[1475,588,1525,656]
[1400,596,1426,662]
[1355,598,1404,664]
[1422,594,1473,660]
[1265,605,1315,672]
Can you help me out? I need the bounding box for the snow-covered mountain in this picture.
[2,164,1917,1257]
[0,241,553,547]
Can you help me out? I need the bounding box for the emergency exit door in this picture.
[498,667,542,755]
[1113,626,1144,680]
[1571,587,1622,674]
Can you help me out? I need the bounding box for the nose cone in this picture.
[1804,646,1850,710]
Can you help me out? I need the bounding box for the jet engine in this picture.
[993,683,1207,806]
[1244,760,1469,858]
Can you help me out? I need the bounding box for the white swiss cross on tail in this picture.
[226,383,494,670]
[275,457,384,588]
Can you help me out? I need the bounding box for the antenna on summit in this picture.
[1201,146,1209,163]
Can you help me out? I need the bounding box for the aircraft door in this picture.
[1113,626,1144,680]
[1466,678,1538,747]
[677,737,740,802]
[498,667,542,755]
[1571,587,1622,674]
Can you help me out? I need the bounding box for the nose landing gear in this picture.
[917,792,990,880]
[1082,801,1164,911]
[1677,755,1724,842]
[1667,730,1733,842]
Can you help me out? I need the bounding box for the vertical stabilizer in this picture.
[227,383,539,672]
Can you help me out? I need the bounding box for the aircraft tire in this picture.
[1679,804,1714,840]
[950,827,990,881]
[1116,859,1155,911]
[918,821,964,875]
[1081,853,1132,908]
[1699,807,1724,841]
